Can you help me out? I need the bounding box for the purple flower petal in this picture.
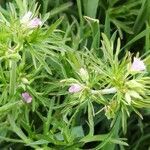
[28,17,42,28]
[130,57,146,71]
[68,84,82,93]
[22,92,32,103]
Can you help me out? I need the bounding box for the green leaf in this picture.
[133,0,150,34]
[55,126,84,141]
[0,136,24,143]
[8,115,32,143]
[28,45,52,75]
[71,126,84,138]
[83,0,99,18]
[84,16,100,53]
[81,134,128,146]
[26,139,49,146]
[88,101,94,136]
[49,2,73,17]
[0,101,23,114]
[122,30,146,50]
[44,17,64,38]
[111,19,133,34]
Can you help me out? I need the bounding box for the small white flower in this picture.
[130,57,146,72]
[20,11,32,24]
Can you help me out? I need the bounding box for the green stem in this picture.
[9,60,17,96]
[44,99,54,135]
[91,87,117,95]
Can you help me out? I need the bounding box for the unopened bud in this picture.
[79,68,89,82]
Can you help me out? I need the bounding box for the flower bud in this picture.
[21,78,29,85]
[22,92,32,103]
[79,68,89,82]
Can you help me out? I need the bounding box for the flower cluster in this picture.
[68,57,146,94]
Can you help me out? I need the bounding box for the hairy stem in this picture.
[91,87,117,95]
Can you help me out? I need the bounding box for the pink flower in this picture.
[68,84,82,93]
[22,92,32,103]
[130,57,146,71]
[27,18,42,28]
[20,11,42,28]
